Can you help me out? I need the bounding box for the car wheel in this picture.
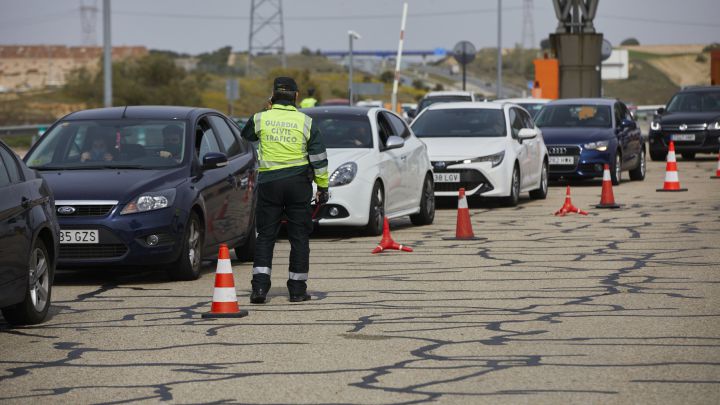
[529,159,548,199]
[234,218,256,262]
[611,152,622,186]
[682,152,696,160]
[1,238,53,325]
[168,212,204,281]
[629,148,646,181]
[502,164,520,207]
[650,150,666,161]
[410,174,435,226]
[365,182,384,236]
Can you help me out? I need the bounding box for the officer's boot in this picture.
[250,273,271,304]
[287,279,310,302]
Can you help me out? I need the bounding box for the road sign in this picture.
[353,82,384,95]
[225,79,239,101]
[434,47,447,57]
[601,39,613,62]
[452,41,476,65]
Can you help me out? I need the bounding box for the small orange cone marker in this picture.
[711,154,720,179]
[443,188,482,240]
[202,244,248,318]
[554,185,589,216]
[657,141,688,192]
[371,217,413,254]
[595,164,622,209]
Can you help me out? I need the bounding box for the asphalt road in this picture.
[1,157,719,404]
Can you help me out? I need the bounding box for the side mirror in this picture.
[202,152,228,170]
[384,135,405,150]
[656,107,666,115]
[407,109,417,119]
[518,128,538,140]
[620,119,636,129]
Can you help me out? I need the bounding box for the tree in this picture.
[621,38,640,46]
[300,46,312,56]
[379,71,394,84]
[703,43,720,52]
[197,46,234,74]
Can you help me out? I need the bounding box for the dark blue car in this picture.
[23,106,258,280]
[535,98,645,185]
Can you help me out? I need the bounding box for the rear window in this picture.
[666,91,720,113]
[518,103,545,118]
[411,109,506,138]
[306,113,373,148]
[535,104,612,128]
[418,95,472,112]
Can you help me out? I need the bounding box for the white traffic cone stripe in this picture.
[664,171,679,182]
[603,169,611,181]
[667,151,676,162]
[216,259,232,274]
[458,196,468,209]
[212,287,238,302]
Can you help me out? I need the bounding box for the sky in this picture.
[0,0,718,54]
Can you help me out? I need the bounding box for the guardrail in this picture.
[0,124,51,137]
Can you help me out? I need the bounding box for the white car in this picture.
[302,106,435,235]
[495,97,551,118]
[409,90,478,120]
[410,102,549,206]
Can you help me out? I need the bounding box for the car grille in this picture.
[547,145,581,171]
[662,123,707,131]
[59,244,128,259]
[56,204,116,217]
[433,168,493,193]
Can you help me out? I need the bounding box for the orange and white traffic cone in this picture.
[595,164,622,209]
[554,185,589,216]
[201,244,248,318]
[372,217,413,254]
[443,188,481,240]
[711,154,720,179]
[657,141,688,192]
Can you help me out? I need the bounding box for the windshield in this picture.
[666,92,720,113]
[25,120,187,170]
[306,113,373,148]
[418,95,472,112]
[535,104,612,128]
[518,103,545,118]
[411,109,506,138]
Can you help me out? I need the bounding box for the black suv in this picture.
[649,86,720,160]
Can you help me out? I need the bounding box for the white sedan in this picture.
[302,106,435,235]
[410,102,549,206]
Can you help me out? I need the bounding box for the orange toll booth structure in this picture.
[711,51,720,86]
[533,57,559,99]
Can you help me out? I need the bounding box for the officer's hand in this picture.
[316,189,329,205]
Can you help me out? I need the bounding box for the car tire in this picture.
[629,147,646,181]
[1,238,53,325]
[529,159,548,199]
[365,181,385,236]
[234,218,256,262]
[650,150,666,161]
[682,152,696,160]
[168,211,204,281]
[502,164,520,207]
[611,152,622,186]
[410,174,435,226]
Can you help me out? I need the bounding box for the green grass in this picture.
[603,59,679,105]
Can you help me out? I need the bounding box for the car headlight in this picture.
[708,121,720,131]
[463,151,505,168]
[584,140,609,151]
[650,120,661,131]
[120,188,176,215]
[329,162,357,187]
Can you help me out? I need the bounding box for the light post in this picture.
[103,0,112,107]
[348,30,361,105]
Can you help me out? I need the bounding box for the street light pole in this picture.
[348,30,361,105]
[497,0,503,99]
[103,0,112,107]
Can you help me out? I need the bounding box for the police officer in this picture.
[241,77,329,303]
[299,87,318,108]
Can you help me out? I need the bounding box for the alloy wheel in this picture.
[187,219,201,270]
[28,247,49,312]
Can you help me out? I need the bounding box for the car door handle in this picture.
[239,176,249,189]
[227,174,238,189]
[21,197,31,208]
[400,155,407,161]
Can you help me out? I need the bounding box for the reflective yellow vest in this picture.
[299,97,318,108]
[253,104,312,172]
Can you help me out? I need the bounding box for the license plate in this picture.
[549,156,574,165]
[59,229,99,244]
[434,172,460,183]
[671,134,695,141]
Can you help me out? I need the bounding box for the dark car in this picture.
[649,86,720,161]
[535,98,645,185]
[0,140,59,325]
[23,106,258,280]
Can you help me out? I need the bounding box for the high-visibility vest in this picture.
[252,104,312,172]
[299,97,317,108]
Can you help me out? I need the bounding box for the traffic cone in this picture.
[657,141,688,192]
[201,244,248,318]
[443,188,481,240]
[554,185,589,216]
[711,154,720,179]
[595,164,622,209]
[371,217,413,254]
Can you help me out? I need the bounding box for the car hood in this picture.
[327,148,373,172]
[40,167,188,203]
[659,111,720,125]
[540,127,614,145]
[419,137,506,160]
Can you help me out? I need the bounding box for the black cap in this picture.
[273,77,298,92]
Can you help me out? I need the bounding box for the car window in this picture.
[305,113,373,148]
[196,118,221,161]
[418,95,472,112]
[376,113,393,147]
[227,118,249,154]
[666,91,720,112]
[619,102,633,121]
[535,105,612,128]
[411,108,506,138]
[0,150,13,187]
[614,103,623,126]
[0,145,22,183]
[518,108,535,129]
[509,108,523,139]
[384,112,410,138]
[209,115,241,157]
